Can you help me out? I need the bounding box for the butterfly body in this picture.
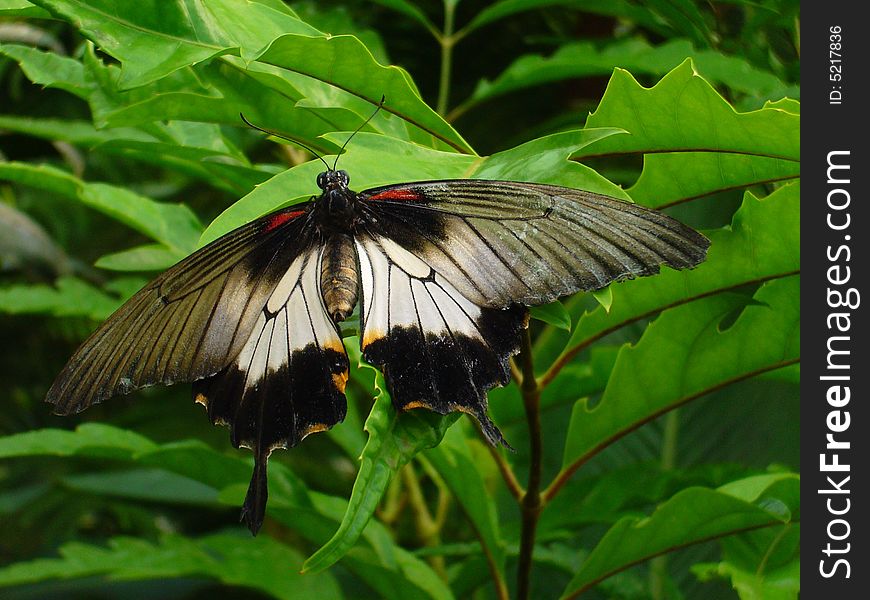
[47,170,710,535]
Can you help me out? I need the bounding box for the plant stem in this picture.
[516,329,543,600]
[649,409,680,599]
[436,3,456,116]
[402,463,447,578]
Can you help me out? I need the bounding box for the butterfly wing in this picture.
[357,179,710,307]
[193,245,348,534]
[355,232,527,446]
[46,205,350,535]
[355,180,710,441]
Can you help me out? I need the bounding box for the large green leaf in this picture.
[29,0,319,88]
[0,532,342,599]
[560,474,799,598]
[561,275,800,472]
[548,183,799,372]
[465,39,792,111]
[303,364,458,573]
[579,60,799,208]
[201,127,623,242]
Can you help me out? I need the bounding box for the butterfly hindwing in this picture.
[193,246,349,534]
[355,233,527,445]
[358,179,711,308]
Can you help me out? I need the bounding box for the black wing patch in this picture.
[355,234,527,445]
[193,247,348,534]
[359,180,711,307]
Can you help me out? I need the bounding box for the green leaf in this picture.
[561,275,800,471]
[694,558,799,600]
[0,43,92,98]
[0,532,342,598]
[560,474,799,598]
[580,60,799,208]
[466,39,791,110]
[94,244,184,272]
[29,0,320,88]
[0,423,156,460]
[201,127,624,243]
[62,468,219,505]
[254,33,472,153]
[552,183,799,372]
[0,162,202,253]
[303,366,458,573]
[0,0,51,17]
[0,425,452,599]
[530,300,571,330]
[0,277,121,320]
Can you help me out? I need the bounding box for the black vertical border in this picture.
[803,1,868,596]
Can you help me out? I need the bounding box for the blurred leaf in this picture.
[562,275,799,470]
[427,427,507,583]
[560,474,799,598]
[369,0,437,33]
[94,244,183,272]
[0,162,202,253]
[0,423,156,460]
[0,532,342,598]
[62,468,218,505]
[303,366,458,574]
[0,277,120,319]
[462,0,666,36]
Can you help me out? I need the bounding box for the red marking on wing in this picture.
[367,188,423,202]
[263,210,304,232]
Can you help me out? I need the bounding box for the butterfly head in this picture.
[317,169,350,192]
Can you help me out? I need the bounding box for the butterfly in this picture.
[46,124,710,535]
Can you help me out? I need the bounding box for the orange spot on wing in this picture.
[332,370,349,393]
[362,329,386,348]
[368,188,422,202]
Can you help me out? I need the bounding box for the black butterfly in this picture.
[46,148,710,535]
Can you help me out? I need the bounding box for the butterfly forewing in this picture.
[358,180,710,307]
[45,205,314,415]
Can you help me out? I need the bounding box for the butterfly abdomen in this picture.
[320,233,359,322]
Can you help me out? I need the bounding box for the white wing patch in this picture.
[235,248,343,390]
[355,235,484,348]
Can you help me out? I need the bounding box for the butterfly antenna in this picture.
[332,95,386,171]
[239,112,331,171]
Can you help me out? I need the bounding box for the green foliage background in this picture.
[0,1,799,598]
